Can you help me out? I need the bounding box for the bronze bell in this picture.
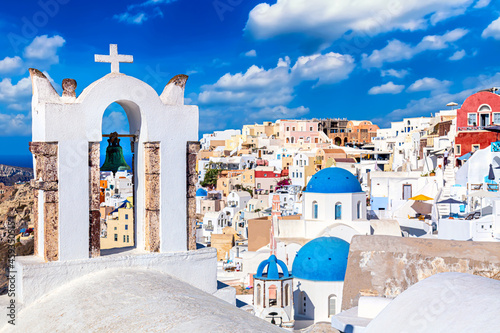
[101,132,131,175]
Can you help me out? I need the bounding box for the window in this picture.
[114,227,117,230]
[455,144,461,155]
[300,292,307,315]
[292,127,295,131]
[494,113,500,125]
[125,224,128,230]
[300,172,303,178]
[256,284,261,306]
[284,284,290,306]
[309,126,313,131]
[335,203,342,220]
[312,201,318,219]
[403,184,412,200]
[478,104,492,112]
[125,214,128,220]
[328,295,337,317]
[472,144,480,152]
[286,127,290,132]
[127,235,129,243]
[114,234,118,241]
[357,201,361,219]
[123,235,126,242]
[468,113,477,126]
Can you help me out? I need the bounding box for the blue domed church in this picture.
[274,167,370,269]
[292,237,350,328]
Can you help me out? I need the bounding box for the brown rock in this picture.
[145,209,160,252]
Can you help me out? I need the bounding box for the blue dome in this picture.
[254,255,291,280]
[196,188,208,197]
[306,167,362,193]
[292,237,350,281]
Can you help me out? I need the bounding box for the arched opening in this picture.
[286,137,290,143]
[328,294,337,316]
[334,137,342,145]
[335,202,342,220]
[256,283,262,306]
[312,201,318,219]
[357,201,361,219]
[99,102,139,256]
[300,291,307,315]
[284,284,290,306]
[291,137,295,144]
[344,137,348,146]
[269,285,277,306]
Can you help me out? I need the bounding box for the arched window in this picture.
[312,201,318,219]
[268,285,277,306]
[478,104,492,112]
[335,202,342,220]
[256,284,261,306]
[284,284,290,306]
[328,294,337,316]
[357,201,361,219]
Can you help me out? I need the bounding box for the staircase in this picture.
[437,156,456,218]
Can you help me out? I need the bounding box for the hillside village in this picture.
[0,43,499,332]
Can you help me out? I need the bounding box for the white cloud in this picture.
[114,12,149,24]
[0,56,23,75]
[102,111,129,134]
[0,77,32,103]
[115,0,172,24]
[244,50,257,57]
[362,28,468,68]
[291,52,355,86]
[381,69,409,78]
[449,49,466,61]
[0,112,31,136]
[373,72,500,126]
[248,105,309,120]
[23,35,65,65]
[199,52,355,107]
[368,82,405,95]
[245,0,474,48]
[474,0,491,8]
[407,77,451,92]
[482,17,500,40]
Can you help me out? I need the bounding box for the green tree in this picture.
[201,168,221,187]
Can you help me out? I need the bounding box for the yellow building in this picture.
[101,199,135,250]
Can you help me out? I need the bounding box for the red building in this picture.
[455,90,500,157]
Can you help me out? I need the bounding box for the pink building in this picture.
[277,119,329,146]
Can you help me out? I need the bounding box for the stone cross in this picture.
[95,44,133,73]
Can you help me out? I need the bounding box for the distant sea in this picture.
[0,154,134,169]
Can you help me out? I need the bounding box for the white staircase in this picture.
[437,157,456,218]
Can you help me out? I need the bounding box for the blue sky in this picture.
[1,0,500,165]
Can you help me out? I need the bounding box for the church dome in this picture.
[292,237,350,281]
[254,255,291,280]
[196,188,208,197]
[305,167,362,194]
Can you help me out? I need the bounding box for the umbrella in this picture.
[437,198,464,217]
[467,189,498,216]
[457,152,471,161]
[409,194,434,201]
[489,164,495,180]
[484,125,500,133]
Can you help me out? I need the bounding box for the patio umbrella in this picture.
[489,164,495,180]
[409,194,434,201]
[467,189,498,215]
[457,152,471,161]
[484,125,500,133]
[437,198,464,216]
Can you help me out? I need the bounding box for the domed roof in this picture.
[305,167,362,194]
[254,255,291,280]
[292,237,350,281]
[196,188,208,197]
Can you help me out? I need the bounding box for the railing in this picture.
[487,183,499,192]
[457,126,488,131]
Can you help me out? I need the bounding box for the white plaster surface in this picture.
[11,248,217,308]
[0,267,282,332]
[365,272,500,333]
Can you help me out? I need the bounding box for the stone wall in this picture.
[342,235,500,311]
[144,142,160,252]
[29,142,59,262]
[88,142,100,258]
[186,142,200,250]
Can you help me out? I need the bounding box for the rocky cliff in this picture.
[0,183,34,242]
[0,164,33,186]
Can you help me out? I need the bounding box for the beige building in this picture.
[101,205,135,250]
